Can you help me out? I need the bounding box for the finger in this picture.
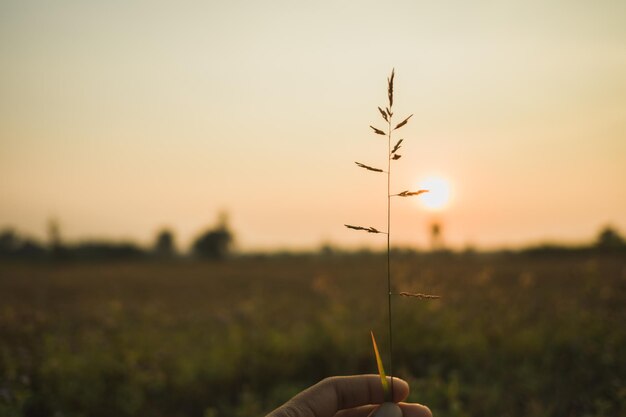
[398,402,432,417]
[336,402,432,417]
[334,402,432,417]
[272,375,409,417]
[323,375,409,410]
[334,404,377,417]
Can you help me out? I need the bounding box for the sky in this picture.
[1,0,625,251]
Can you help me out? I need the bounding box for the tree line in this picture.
[0,217,234,262]
[1,222,624,262]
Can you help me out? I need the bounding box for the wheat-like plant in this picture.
[345,69,439,414]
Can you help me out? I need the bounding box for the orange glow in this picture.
[1,2,625,250]
[417,176,452,212]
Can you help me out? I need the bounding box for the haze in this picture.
[1,1,625,251]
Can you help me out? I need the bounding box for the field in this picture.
[0,252,624,417]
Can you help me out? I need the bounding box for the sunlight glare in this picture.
[417,175,451,211]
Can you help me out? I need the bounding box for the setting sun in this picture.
[417,176,452,211]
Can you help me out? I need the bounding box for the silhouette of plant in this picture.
[345,69,439,406]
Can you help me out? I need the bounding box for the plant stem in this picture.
[387,117,394,400]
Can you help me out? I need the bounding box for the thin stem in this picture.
[387,117,394,400]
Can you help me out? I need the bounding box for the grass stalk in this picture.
[386,108,394,399]
[346,69,436,403]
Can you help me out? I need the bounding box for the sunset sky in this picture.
[1,1,625,251]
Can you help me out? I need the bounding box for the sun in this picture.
[417,175,452,211]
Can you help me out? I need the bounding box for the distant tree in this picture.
[318,242,336,257]
[154,229,176,258]
[191,214,234,260]
[0,228,19,257]
[16,239,46,260]
[73,241,145,261]
[47,218,61,248]
[430,221,444,251]
[47,218,69,260]
[596,226,624,250]
[0,229,47,260]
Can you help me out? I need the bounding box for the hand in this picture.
[266,375,432,417]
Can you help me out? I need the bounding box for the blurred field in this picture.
[1,253,625,417]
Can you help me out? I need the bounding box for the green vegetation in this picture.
[0,253,624,417]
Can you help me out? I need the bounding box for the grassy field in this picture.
[0,252,624,417]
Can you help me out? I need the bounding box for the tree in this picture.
[596,226,624,250]
[154,229,176,258]
[47,218,69,260]
[0,229,19,257]
[191,214,233,260]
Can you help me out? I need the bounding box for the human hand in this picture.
[266,375,432,417]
